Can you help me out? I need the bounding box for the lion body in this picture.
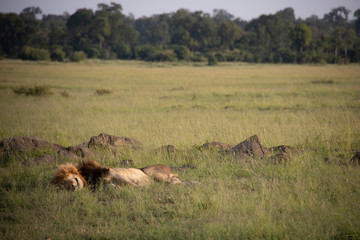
[104,168,150,187]
[141,164,181,184]
[51,161,180,190]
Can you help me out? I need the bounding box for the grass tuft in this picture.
[12,85,53,96]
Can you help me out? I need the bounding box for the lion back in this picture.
[141,164,180,183]
[109,168,150,187]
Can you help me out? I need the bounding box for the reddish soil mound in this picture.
[88,133,144,150]
[0,136,66,155]
[231,135,269,157]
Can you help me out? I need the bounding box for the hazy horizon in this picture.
[1,0,360,21]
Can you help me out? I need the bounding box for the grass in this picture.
[0,60,360,239]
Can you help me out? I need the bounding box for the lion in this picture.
[51,160,181,190]
[77,160,150,190]
[141,164,181,184]
[51,163,86,191]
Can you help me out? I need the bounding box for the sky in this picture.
[1,0,360,21]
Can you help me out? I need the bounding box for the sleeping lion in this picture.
[51,160,181,190]
[51,163,86,190]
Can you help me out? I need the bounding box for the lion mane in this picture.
[77,160,150,189]
[51,163,86,190]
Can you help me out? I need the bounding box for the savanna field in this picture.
[0,60,360,239]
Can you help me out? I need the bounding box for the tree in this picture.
[324,6,351,27]
[290,23,312,53]
[245,9,294,62]
[66,9,94,51]
[135,14,170,46]
[354,9,360,36]
[20,6,42,19]
[342,29,357,62]
[91,16,110,49]
[190,12,218,50]
[40,14,68,47]
[169,9,197,50]
[330,27,345,62]
[97,3,138,52]
[212,9,234,24]
[218,22,243,49]
[0,13,25,57]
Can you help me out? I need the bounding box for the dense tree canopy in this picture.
[0,3,359,63]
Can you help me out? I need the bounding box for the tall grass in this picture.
[0,60,360,239]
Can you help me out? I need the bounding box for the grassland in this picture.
[0,60,360,239]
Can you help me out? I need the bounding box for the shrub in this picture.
[86,47,101,59]
[151,50,177,62]
[50,48,66,62]
[190,52,207,62]
[207,54,218,66]
[20,46,50,61]
[215,53,226,62]
[115,43,132,59]
[101,48,117,60]
[61,91,70,97]
[95,89,113,95]
[174,45,190,61]
[70,51,87,62]
[135,46,158,61]
[13,85,53,96]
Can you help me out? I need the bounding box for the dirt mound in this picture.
[231,135,269,157]
[88,133,144,150]
[0,136,66,155]
[0,134,144,166]
[201,142,233,150]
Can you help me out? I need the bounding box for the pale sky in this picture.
[1,0,360,21]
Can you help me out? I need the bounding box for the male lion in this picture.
[51,161,180,190]
[141,164,181,184]
[77,160,150,190]
[51,163,86,190]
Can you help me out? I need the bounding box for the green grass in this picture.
[0,60,360,239]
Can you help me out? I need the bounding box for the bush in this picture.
[70,51,87,62]
[151,50,177,62]
[20,46,50,61]
[174,45,190,61]
[215,53,226,62]
[190,52,207,62]
[50,47,66,61]
[135,46,158,61]
[100,48,117,60]
[95,89,113,95]
[13,85,53,96]
[61,91,70,97]
[115,43,132,59]
[86,47,101,59]
[207,54,218,66]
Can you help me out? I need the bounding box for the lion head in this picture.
[51,163,86,190]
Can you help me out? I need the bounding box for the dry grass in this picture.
[0,60,360,239]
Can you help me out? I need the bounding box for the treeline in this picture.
[1,3,360,63]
